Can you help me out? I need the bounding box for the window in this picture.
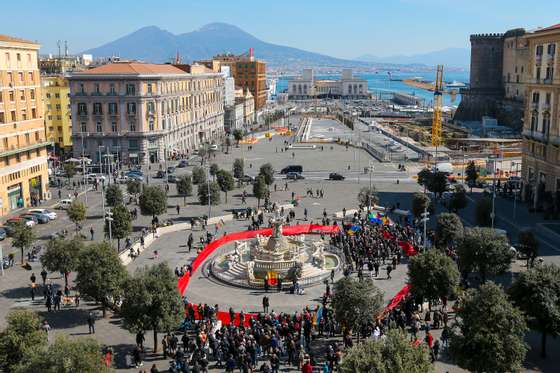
[129,139,139,150]
[80,122,87,133]
[129,122,136,132]
[11,111,16,121]
[149,120,154,131]
[147,83,153,94]
[48,115,52,120]
[548,43,556,56]
[546,93,551,105]
[127,102,136,114]
[126,84,135,95]
[16,53,21,62]
[25,133,30,144]
[147,101,155,113]
[93,103,102,115]
[32,108,36,118]
[56,115,61,120]
[0,112,4,123]
[55,93,60,98]
[96,122,102,132]
[94,83,100,94]
[109,83,116,95]
[55,104,61,110]
[4,52,9,64]
[28,72,33,81]
[79,83,85,94]
[108,102,117,115]
[532,92,540,103]
[18,72,23,82]
[78,103,87,115]
[536,67,541,80]
[20,90,25,100]
[30,89,35,100]
[9,91,14,101]
[7,72,12,83]
[536,45,544,56]
[111,122,117,132]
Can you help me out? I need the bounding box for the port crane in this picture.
[431,65,444,147]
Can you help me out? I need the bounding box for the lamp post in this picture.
[105,209,113,241]
[421,208,430,251]
[80,132,88,204]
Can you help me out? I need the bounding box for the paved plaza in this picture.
[1,116,559,372]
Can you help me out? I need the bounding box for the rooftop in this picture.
[79,62,188,75]
[535,23,560,33]
[0,34,39,46]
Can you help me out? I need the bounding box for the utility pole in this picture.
[421,208,430,251]
[105,209,113,242]
[81,133,87,204]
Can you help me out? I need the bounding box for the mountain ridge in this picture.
[356,47,470,69]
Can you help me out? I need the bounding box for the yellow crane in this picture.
[431,65,444,147]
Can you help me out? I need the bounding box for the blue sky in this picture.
[4,0,559,58]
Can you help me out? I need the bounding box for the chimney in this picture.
[249,48,254,60]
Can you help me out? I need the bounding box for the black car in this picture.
[155,170,166,178]
[167,174,178,183]
[167,166,176,174]
[329,173,345,181]
[177,160,188,168]
[280,165,303,174]
[286,172,304,180]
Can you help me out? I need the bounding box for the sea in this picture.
[276,70,470,107]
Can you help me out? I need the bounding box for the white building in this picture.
[288,68,369,100]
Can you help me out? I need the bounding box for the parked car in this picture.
[329,173,345,181]
[0,225,15,237]
[286,172,304,180]
[128,174,144,182]
[155,170,166,179]
[57,199,73,210]
[6,217,35,228]
[29,209,57,220]
[177,160,189,168]
[22,213,48,224]
[86,173,106,184]
[239,175,255,183]
[126,170,143,177]
[280,165,303,174]
[115,175,130,184]
[0,227,6,240]
[167,166,176,174]
[167,174,178,183]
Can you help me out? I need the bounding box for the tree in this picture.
[75,241,128,317]
[517,229,539,268]
[435,212,464,248]
[449,282,527,373]
[332,277,384,340]
[105,184,123,207]
[233,129,244,146]
[457,227,514,283]
[340,329,433,373]
[197,181,221,206]
[126,179,142,200]
[11,221,35,265]
[417,168,432,191]
[465,161,478,191]
[259,163,275,186]
[426,171,448,198]
[63,162,76,181]
[41,238,84,286]
[106,204,132,251]
[357,186,379,207]
[197,146,208,165]
[192,166,206,185]
[510,263,560,358]
[411,192,431,219]
[233,158,244,179]
[474,197,492,227]
[448,185,467,212]
[216,169,235,203]
[408,250,460,306]
[139,186,167,218]
[67,200,86,232]
[253,176,268,208]
[120,263,183,353]
[209,163,219,181]
[176,176,193,205]
[14,335,113,373]
[0,310,46,372]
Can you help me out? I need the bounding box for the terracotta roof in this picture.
[535,23,560,33]
[0,34,38,45]
[80,62,188,75]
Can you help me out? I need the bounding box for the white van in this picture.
[57,199,73,210]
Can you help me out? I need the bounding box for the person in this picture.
[262,296,269,313]
[41,320,51,334]
[176,205,180,215]
[150,363,159,373]
[302,359,313,373]
[90,227,95,240]
[30,272,36,285]
[87,312,95,334]
[133,345,144,368]
[386,265,392,279]
[40,268,47,286]
[136,331,145,349]
[432,339,440,362]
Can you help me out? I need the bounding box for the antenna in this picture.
[57,40,61,58]
[64,40,68,57]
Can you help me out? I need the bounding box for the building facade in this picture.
[521,24,560,207]
[0,35,49,216]
[43,76,72,154]
[69,62,225,165]
[288,69,369,100]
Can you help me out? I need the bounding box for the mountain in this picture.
[83,23,366,68]
[356,48,470,69]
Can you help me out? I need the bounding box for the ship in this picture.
[445,80,467,88]
[392,92,425,106]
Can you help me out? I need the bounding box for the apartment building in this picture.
[522,24,560,208]
[68,62,225,165]
[0,35,49,216]
[43,76,72,154]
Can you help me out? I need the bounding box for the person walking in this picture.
[90,227,95,240]
[262,296,269,313]
[87,312,95,334]
[40,268,47,286]
[176,205,180,215]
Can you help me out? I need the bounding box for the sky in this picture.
[3,0,560,59]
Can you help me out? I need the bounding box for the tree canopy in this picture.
[0,310,46,372]
[448,185,467,212]
[120,263,183,352]
[408,249,460,304]
[126,179,142,197]
[232,129,244,145]
[233,158,244,179]
[11,221,35,265]
[104,184,123,207]
[457,227,514,282]
[411,192,431,219]
[332,277,384,338]
[474,197,492,227]
[192,166,206,185]
[106,204,132,250]
[465,161,478,189]
[67,200,86,231]
[509,263,560,358]
[357,186,379,207]
[258,163,275,186]
[41,237,84,286]
[216,169,235,203]
[176,175,193,205]
[517,230,539,268]
[139,186,167,218]
[449,282,527,373]
[253,176,268,207]
[435,212,464,248]
[340,329,434,373]
[197,181,221,205]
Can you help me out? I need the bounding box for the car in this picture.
[128,174,144,182]
[280,165,303,174]
[167,174,178,183]
[22,213,48,224]
[6,217,35,228]
[155,170,166,178]
[329,173,345,181]
[167,166,176,174]
[0,227,6,240]
[57,199,73,210]
[177,160,189,168]
[239,175,255,183]
[210,144,219,151]
[115,175,130,184]
[286,172,304,180]
[126,170,143,177]
[29,209,57,220]
[86,173,106,184]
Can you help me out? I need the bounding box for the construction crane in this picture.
[431,65,444,147]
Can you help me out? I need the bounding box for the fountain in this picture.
[210,216,340,289]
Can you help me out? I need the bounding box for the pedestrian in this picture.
[263,296,269,313]
[386,265,392,279]
[87,312,95,334]
[176,205,180,215]
[136,331,145,349]
[304,208,308,221]
[90,227,95,240]
[40,268,47,286]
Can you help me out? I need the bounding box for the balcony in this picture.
[550,135,560,146]
[543,102,551,111]
[536,55,543,65]
[0,141,51,158]
[523,129,549,142]
[530,102,539,110]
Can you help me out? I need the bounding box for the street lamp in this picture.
[421,208,430,251]
[105,209,113,241]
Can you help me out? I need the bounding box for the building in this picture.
[42,76,72,154]
[0,35,50,215]
[211,50,267,110]
[288,68,369,100]
[238,88,255,131]
[521,24,560,207]
[68,62,225,165]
